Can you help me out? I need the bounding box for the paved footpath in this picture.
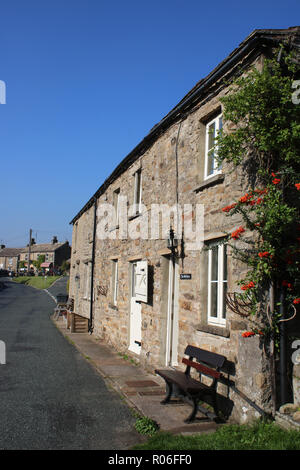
[50,279,219,437]
[0,278,144,450]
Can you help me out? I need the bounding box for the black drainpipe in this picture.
[89,196,97,334]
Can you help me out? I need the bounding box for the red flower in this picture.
[258,251,272,258]
[239,193,253,203]
[272,178,281,185]
[231,226,245,240]
[295,183,300,191]
[282,280,293,289]
[256,198,263,205]
[222,203,237,213]
[241,281,255,291]
[255,188,267,195]
[242,331,255,338]
[293,298,300,305]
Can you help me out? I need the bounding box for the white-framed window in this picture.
[111,259,118,306]
[207,240,227,326]
[133,169,142,215]
[204,113,223,179]
[113,188,120,227]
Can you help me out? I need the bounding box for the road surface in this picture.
[0,278,140,450]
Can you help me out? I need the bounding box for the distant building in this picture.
[0,247,23,272]
[19,238,71,272]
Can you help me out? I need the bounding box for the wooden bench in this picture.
[155,345,226,423]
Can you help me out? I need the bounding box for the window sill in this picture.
[196,322,230,338]
[194,174,224,193]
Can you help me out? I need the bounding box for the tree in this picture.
[215,45,300,407]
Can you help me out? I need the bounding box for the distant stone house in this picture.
[69,27,300,424]
[0,247,22,272]
[19,238,71,271]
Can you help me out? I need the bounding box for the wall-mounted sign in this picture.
[180,273,192,280]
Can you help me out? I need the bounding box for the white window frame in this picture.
[112,259,118,306]
[207,242,227,327]
[204,113,223,179]
[133,169,142,215]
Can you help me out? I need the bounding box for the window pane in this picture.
[210,282,218,317]
[207,122,215,176]
[223,245,227,281]
[208,122,215,150]
[222,281,227,319]
[211,246,218,281]
[218,116,223,131]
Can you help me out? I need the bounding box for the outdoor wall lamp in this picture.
[167,227,178,256]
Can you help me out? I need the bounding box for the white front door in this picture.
[129,262,142,355]
[165,257,179,367]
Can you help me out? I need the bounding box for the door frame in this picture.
[128,260,142,355]
[165,255,179,367]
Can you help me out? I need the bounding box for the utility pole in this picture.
[27,228,32,274]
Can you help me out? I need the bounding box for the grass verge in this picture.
[131,420,300,450]
[13,276,62,289]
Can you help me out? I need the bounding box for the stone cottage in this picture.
[0,247,23,272]
[69,27,300,423]
[19,238,71,272]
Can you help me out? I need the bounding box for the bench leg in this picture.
[184,397,198,423]
[212,393,221,421]
[160,381,173,404]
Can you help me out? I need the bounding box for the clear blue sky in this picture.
[0,0,299,247]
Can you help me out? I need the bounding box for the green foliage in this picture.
[134,416,159,436]
[132,420,300,450]
[216,50,300,178]
[215,47,300,339]
[13,276,61,289]
[37,254,45,268]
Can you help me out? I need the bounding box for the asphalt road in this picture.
[0,278,141,450]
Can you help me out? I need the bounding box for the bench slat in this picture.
[184,345,225,368]
[155,369,213,393]
[182,358,221,379]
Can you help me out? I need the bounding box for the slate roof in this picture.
[19,242,67,254]
[0,248,23,257]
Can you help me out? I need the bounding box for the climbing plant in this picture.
[215,46,300,344]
